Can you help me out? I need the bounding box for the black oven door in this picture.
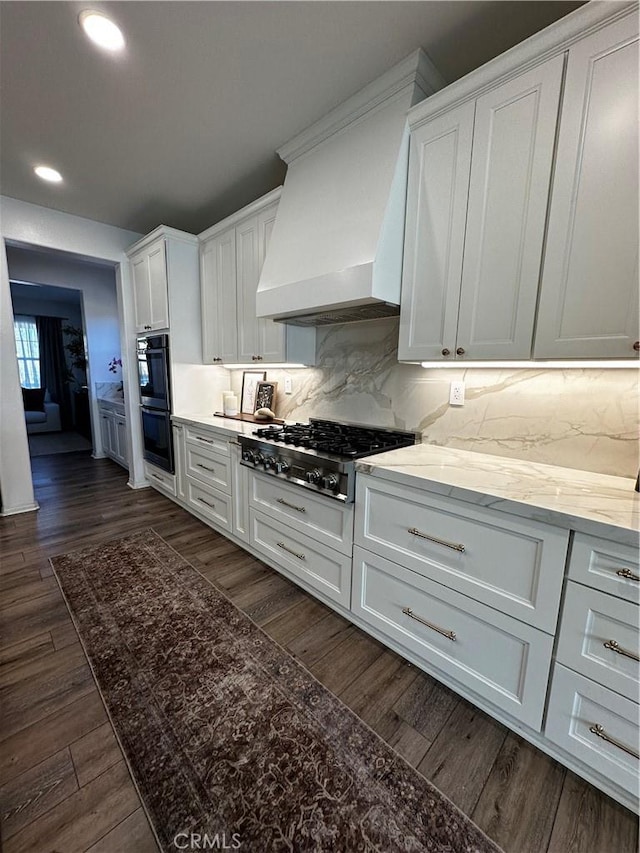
[137,336,170,410]
[141,407,174,473]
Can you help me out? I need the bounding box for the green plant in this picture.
[62,325,87,387]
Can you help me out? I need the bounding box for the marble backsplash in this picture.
[229,318,639,479]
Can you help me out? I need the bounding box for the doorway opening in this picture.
[7,243,123,461]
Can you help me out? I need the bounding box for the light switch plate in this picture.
[284,376,293,394]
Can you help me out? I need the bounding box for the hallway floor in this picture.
[0,452,637,852]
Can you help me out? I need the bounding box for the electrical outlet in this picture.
[284,376,293,395]
[449,381,465,406]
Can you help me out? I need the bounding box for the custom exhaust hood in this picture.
[256,49,444,326]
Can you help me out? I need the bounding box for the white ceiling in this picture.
[1,1,585,235]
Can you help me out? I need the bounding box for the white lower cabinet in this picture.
[249,508,352,608]
[546,664,639,799]
[173,423,187,504]
[352,546,553,729]
[230,443,249,544]
[144,461,176,497]
[98,402,128,469]
[355,474,567,632]
[186,479,232,532]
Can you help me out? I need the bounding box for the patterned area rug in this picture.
[51,530,501,853]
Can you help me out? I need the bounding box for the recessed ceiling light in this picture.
[34,165,63,183]
[79,10,125,52]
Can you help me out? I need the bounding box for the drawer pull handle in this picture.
[616,568,640,582]
[402,607,456,641]
[196,463,215,473]
[277,541,305,561]
[195,436,214,444]
[197,497,216,509]
[603,639,639,662]
[589,724,639,760]
[408,528,465,553]
[276,497,306,513]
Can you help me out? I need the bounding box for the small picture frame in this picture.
[255,381,277,413]
[240,370,266,414]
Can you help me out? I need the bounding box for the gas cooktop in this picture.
[239,418,417,502]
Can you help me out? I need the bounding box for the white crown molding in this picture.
[126,224,199,256]
[277,48,445,164]
[198,187,283,242]
[409,1,638,130]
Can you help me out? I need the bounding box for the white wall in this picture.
[0,196,143,515]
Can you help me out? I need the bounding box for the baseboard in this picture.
[1,501,40,516]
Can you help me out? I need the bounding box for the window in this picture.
[14,316,41,388]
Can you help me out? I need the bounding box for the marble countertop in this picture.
[172,413,259,438]
[356,444,639,544]
[97,396,125,412]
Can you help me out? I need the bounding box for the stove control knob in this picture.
[264,456,276,469]
[241,449,254,463]
[305,469,322,485]
[321,474,339,492]
[274,459,290,474]
[252,452,264,467]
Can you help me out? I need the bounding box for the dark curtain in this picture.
[36,316,72,430]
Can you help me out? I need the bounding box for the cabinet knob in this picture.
[251,355,263,361]
[441,348,451,357]
[633,341,639,352]
[456,347,466,356]
[213,357,222,363]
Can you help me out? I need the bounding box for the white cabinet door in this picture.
[231,443,249,544]
[535,15,640,358]
[201,229,238,363]
[99,412,111,455]
[456,56,563,359]
[115,416,128,465]
[147,241,169,330]
[173,423,187,503]
[132,255,152,334]
[257,203,286,362]
[398,101,475,361]
[236,215,261,363]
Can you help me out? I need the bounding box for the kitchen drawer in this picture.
[249,472,354,556]
[184,425,230,457]
[186,479,231,533]
[355,474,568,632]
[568,533,640,604]
[352,546,553,730]
[557,581,639,702]
[144,462,176,497]
[186,445,231,494]
[546,663,639,799]
[250,509,351,608]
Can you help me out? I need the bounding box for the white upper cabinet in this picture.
[200,189,315,365]
[200,229,237,364]
[534,14,639,359]
[130,236,169,333]
[399,102,475,362]
[400,56,563,362]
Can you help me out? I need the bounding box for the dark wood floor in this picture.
[1,451,637,852]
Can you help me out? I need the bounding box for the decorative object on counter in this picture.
[254,407,275,421]
[108,356,122,374]
[222,392,238,417]
[240,370,266,414]
[254,380,277,413]
[51,530,501,853]
[212,411,285,424]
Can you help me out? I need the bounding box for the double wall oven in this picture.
[137,334,174,473]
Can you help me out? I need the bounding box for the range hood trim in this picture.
[278,48,446,164]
